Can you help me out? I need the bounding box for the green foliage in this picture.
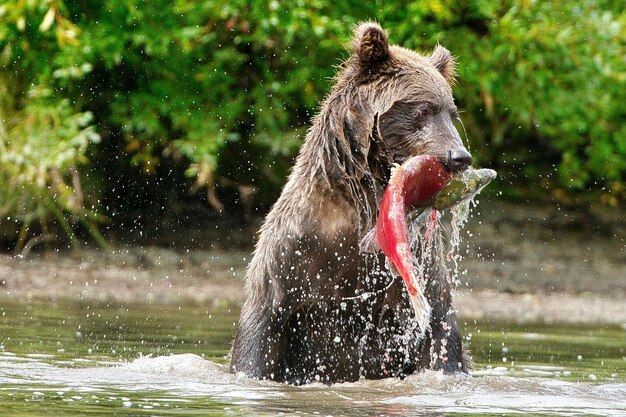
[0,0,624,248]
[0,86,105,250]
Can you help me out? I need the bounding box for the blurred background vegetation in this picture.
[0,0,624,251]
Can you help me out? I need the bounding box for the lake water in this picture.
[0,298,624,416]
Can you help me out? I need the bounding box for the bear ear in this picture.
[352,22,390,65]
[429,44,456,84]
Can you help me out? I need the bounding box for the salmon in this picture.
[360,155,496,336]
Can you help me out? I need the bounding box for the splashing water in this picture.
[408,194,477,292]
[408,208,438,289]
[447,199,472,286]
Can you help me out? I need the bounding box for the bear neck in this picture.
[290,91,391,227]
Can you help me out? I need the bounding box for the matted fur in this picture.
[230,22,471,384]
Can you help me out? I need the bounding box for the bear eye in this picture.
[413,104,444,129]
[415,104,437,120]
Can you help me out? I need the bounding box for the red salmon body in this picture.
[375,155,451,295]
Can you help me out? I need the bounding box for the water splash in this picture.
[408,196,476,291]
[2,353,624,417]
[408,209,438,285]
[447,199,472,287]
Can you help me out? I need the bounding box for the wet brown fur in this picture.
[230,22,471,384]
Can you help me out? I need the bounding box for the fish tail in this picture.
[410,291,432,339]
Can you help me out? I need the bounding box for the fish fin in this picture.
[359,228,380,253]
[389,163,402,177]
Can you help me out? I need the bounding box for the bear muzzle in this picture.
[444,149,473,173]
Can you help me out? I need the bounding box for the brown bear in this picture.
[230,22,473,385]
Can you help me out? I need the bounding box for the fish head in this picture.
[433,168,497,210]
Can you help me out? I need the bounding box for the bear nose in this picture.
[445,149,473,172]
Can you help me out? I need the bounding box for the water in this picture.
[1,299,624,416]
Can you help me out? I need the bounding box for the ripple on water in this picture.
[3,354,624,416]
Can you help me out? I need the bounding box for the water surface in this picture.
[1,298,624,416]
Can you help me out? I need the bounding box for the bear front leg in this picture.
[230,295,291,381]
[421,232,469,374]
[427,288,468,374]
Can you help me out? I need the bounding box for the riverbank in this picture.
[1,200,624,324]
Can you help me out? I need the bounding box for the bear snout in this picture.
[445,149,473,172]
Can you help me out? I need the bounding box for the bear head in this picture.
[343,22,472,175]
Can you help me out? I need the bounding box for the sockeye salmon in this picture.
[360,155,496,336]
